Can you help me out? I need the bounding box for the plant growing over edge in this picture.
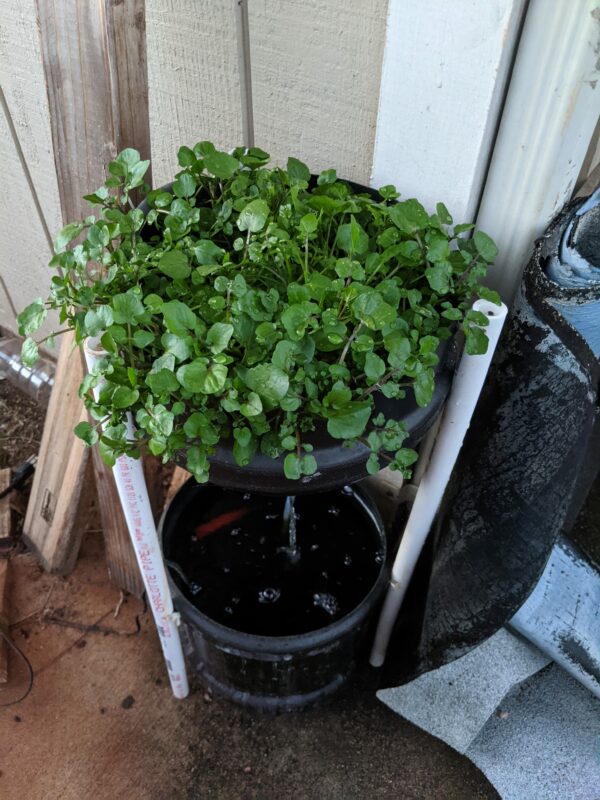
[18,144,500,483]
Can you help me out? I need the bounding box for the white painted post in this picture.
[476,0,600,301]
[371,0,526,222]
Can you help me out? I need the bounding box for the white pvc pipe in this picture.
[84,338,189,699]
[370,300,508,667]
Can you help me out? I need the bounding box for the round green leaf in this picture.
[158,250,190,280]
[237,199,270,233]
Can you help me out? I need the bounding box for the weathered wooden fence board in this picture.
[23,0,152,594]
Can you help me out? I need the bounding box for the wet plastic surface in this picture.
[160,480,388,711]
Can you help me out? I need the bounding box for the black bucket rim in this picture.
[158,479,388,655]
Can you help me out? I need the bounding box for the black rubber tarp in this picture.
[381,197,600,688]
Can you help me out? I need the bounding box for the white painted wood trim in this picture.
[477,0,600,300]
[371,0,526,222]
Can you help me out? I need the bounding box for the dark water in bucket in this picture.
[165,486,384,636]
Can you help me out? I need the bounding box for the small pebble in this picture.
[13,715,21,723]
[76,639,87,649]
[497,709,509,720]
[243,765,252,774]
[155,677,163,687]
[100,708,106,715]
[121,695,135,710]
[203,692,212,703]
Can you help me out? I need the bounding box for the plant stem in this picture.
[338,322,363,365]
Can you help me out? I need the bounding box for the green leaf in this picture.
[477,285,502,305]
[326,402,371,439]
[145,369,179,395]
[464,324,489,355]
[162,300,197,334]
[287,156,310,184]
[132,329,155,348]
[17,299,47,336]
[194,240,225,265]
[240,391,263,418]
[176,360,206,392]
[54,222,83,252]
[425,262,452,293]
[127,160,150,189]
[177,146,196,167]
[111,291,145,323]
[436,202,453,225]
[158,250,190,279]
[281,302,318,341]
[364,352,386,381]
[414,368,434,407]
[173,173,196,199]
[206,322,234,354]
[324,382,352,409]
[111,386,139,409]
[317,169,337,186]
[300,454,317,475]
[366,453,380,475]
[336,216,369,255]
[186,446,209,483]
[203,150,239,179]
[473,230,498,263]
[352,292,396,331]
[244,364,289,404]
[283,453,301,480]
[21,337,38,367]
[74,421,98,446]
[388,199,429,234]
[84,305,113,337]
[299,213,318,236]
[237,199,270,233]
[161,332,192,361]
[426,235,451,263]
[233,428,258,467]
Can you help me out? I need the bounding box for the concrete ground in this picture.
[0,534,498,800]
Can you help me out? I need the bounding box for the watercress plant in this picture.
[19,144,499,482]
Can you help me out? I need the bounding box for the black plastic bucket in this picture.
[159,480,388,711]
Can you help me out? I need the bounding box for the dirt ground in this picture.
[0,381,498,799]
[0,534,498,800]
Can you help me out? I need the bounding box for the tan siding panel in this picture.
[0,0,62,335]
[146,0,243,187]
[249,0,388,184]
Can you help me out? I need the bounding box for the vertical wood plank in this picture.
[0,560,9,683]
[249,0,388,185]
[23,336,91,574]
[25,0,151,593]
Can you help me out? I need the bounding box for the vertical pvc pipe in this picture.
[84,338,189,699]
[370,300,508,667]
[234,0,255,148]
